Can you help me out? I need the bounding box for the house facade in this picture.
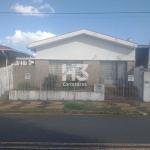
[27,29,137,88]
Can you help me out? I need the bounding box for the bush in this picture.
[17,82,35,90]
[42,74,57,90]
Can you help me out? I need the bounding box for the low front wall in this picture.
[143,72,150,102]
[9,90,104,101]
[133,67,143,99]
[133,67,150,102]
[0,65,13,98]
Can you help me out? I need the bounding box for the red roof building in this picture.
[0,45,32,68]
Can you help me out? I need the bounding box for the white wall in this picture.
[143,72,150,102]
[133,67,143,99]
[134,67,150,102]
[0,65,13,97]
[9,90,104,101]
[36,35,135,61]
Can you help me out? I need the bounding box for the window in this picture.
[100,61,127,84]
[49,60,83,77]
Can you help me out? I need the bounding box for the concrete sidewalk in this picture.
[0,99,150,115]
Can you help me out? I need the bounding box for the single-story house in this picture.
[8,29,150,101]
[0,45,32,68]
[27,29,137,87]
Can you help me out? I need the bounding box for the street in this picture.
[0,114,150,149]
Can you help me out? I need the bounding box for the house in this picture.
[5,29,150,101]
[0,45,32,68]
[8,29,147,101]
[27,29,137,86]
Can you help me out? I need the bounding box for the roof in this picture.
[0,45,32,57]
[137,45,150,48]
[0,45,13,50]
[27,29,138,51]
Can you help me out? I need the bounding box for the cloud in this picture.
[32,0,43,3]
[11,3,43,17]
[11,3,55,17]
[5,30,55,46]
[39,4,55,13]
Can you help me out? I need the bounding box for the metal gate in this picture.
[100,61,126,84]
[100,61,141,101]
[103,71,141,101]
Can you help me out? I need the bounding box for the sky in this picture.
[0,0,150,55]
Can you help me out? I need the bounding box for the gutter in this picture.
[2,50,8,66]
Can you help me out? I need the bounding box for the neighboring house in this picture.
[27,29,137,86]
[136,45,150,69]
[0,45,32,68]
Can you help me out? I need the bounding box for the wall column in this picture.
[83,61,100,86]
[35,60,49,88]
[127,61,135,71]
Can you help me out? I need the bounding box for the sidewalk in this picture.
[0,99,150,115]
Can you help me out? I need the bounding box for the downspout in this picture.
[2,50,8,67]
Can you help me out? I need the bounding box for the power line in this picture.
[0,11,150,15]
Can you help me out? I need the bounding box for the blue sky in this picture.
[0,0,150,54]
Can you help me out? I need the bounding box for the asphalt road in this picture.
[0,114,150,149]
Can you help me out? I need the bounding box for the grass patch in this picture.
[120,110,132,115]
[112,110,142,115]
[132,110,143,115]
[146,109,150,115]
[93,105,142,115]
[63,102,88,112]
[63,102,143,115]
[93,105,114,114]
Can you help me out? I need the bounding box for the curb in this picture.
[0,110,148,115]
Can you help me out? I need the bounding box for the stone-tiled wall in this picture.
[13,66,36,89]
[83,61,100,86]
[12,60,135,90]
[35,60,49,87]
